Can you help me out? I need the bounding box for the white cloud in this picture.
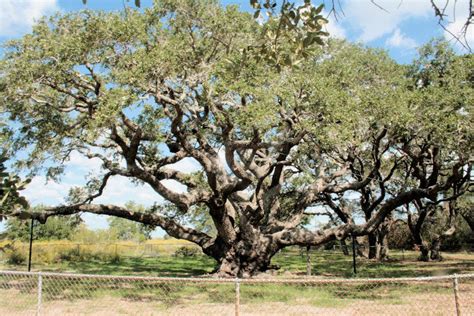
[22,176,72,205]
[162,179,187,194]
[22,174,164,207]
[446,20,474,50]
[322,9,346,39]
[325,20,346,39]
[0,0,59,37]
[67,151,103,172]
[168,157,201,173]
[340,0,431,42]
[94,176,163,206]
[386,29,417,48]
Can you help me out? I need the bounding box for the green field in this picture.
[1,240,473,278]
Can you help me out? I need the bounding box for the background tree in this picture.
[107,202,154,242]
[387,218,413,250]
[0,120,29,219]
[4,206,81,241]
[401,39,474,260]
[457,193,474,232]
[292,39,472,261]
[0,1,471,277]
[0,156,29,218]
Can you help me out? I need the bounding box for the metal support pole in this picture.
[453,274,461,316]
[28,219,34,272]
[352,235,357,275]
[306,245,311,276]
[235,278,240,316]
[36,273,43,316]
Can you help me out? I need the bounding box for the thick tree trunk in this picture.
[354,238,365,257]
[207,235,280,278]
[215,247,276,278]
[408,212,430,262]
[375,220,390,261]
[430,235,443,261]
[367,233,377,259]
[429,226,455,261]
[340,238,350,256]
[461,213,474,232]
[306,245,312,276]
[412,232,429,261]
[418,244,430,261]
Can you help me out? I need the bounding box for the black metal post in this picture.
[28,218,34,272]
[352,234,357,275]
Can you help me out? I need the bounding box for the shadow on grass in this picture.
[2,249,473,279]
[64,256,218,277]
[273,249,474,278]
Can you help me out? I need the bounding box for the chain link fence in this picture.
[0,270,472,315]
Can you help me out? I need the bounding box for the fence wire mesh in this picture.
[0,271,472,316]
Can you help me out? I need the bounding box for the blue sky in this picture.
[0,0,472,235]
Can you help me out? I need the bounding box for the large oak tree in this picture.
[0,1,471,277]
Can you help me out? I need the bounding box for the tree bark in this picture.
[375,224,390,261]
[412,231,429,261]
[211,236,280,278]
[461,213,474,232]
[340,238,350,256]
[408,211,430,261]
[430,235,442,261]
[367,233,377,259]
[306,245,312,276]
[413,235,430,261]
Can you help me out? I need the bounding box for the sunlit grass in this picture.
[0,240,473,279]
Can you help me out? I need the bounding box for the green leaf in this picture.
[134,0,141,7]
[254,10,261,19]
[314,4,324,15]
[314,37,325,45]
[303,35,314,48]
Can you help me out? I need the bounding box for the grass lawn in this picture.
[1,246,473,278]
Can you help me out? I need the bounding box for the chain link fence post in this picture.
[235,277,240,316]
[306,246,311,276]
[36,272,43,316]
[452,274,461,316]
[352,235,357,274]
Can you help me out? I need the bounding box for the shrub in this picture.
[34,248,57,264]
[57,247,85,262]
[107,252,121,264]
[388,221,413,250]
[6,248,26,265]
[173,246,199,257]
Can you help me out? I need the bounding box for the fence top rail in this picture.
[0,270,472,284]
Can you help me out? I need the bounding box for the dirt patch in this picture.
[0,290,470,315]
